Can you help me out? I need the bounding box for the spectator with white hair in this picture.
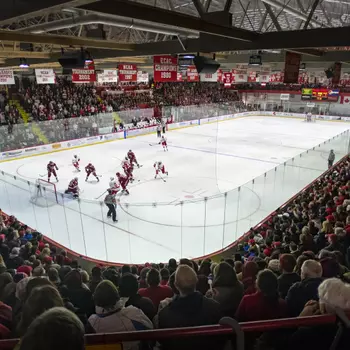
[286,260,323,316]
[157,265,223,350]
[289,278,350,350]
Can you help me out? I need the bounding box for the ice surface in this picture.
[0,116,349,264]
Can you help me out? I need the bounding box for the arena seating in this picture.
[0,150,349,348]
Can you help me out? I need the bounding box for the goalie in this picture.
[65,177,80,198]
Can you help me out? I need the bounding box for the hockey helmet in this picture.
[74,177,78,181]
[129,149,132,152]
[116,172,121,177]
[74,155,77,158]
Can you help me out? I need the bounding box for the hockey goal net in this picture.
[30,179,59,207]
[304,113,316,122]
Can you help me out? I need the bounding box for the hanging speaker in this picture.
[193,56,220,74]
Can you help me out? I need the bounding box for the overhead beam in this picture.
[0,0,95,25]
[192,0,205,17]
[0,29,134,51]
[224,0,233,12]
[303,0,320,29]
[80,0,258,41]
[263,3,282,31]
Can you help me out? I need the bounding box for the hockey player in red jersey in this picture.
[65,177,80,198]
[159,136,168,151]
[85,163,99,182]
[116,172,129,195]
[154,161,168,179]
[47,161,59,182]
[109,177,120,195]
[122,157,134,183]
[127,150,140,168]
[72,155,80,172]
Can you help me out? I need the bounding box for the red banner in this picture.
[72,68,96,83]
[118,64,137,82]
[153,55,178,82]
[284,51,301,84]
[187,66,199,82]
[269,72,284,83]
[223,72,232,86]
[248,71,257,82]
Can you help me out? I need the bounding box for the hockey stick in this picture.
[39,174,46,177]
[149,142,160,146]
[157,174,166,183]
[94,190,107,200]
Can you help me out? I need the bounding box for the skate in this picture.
[97,177,99,182]
[56,178,59,182]
[154,175,157,179]
[85,178,88,182]
[113,219,118,223]
[166,172,169,176]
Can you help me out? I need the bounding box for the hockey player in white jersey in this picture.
[154,161,168,179]
[72,155,81,172]
[109,177,120,195]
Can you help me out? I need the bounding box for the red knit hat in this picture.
[17,265,32,276]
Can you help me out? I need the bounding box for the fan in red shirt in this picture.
[236,269,287,322]
[138,268,173,309]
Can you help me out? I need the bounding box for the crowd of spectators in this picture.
[0,154,349,349]
[0,91,21,133]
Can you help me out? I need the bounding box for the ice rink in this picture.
[0,116,349,264]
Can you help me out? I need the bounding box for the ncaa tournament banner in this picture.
[35,69,55,84]
[0,69,15,85]
[258,71,270,83]
[118,64,137,82]
[72,63,96,83]
[284,51,301,84]
[187,66,199,82]
[200,72,218,82]
[98,69,118,83]
[153,55,178,82]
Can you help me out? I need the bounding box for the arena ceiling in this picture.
[1,0,350,69]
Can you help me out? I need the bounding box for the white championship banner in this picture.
[0,69,15,85]
[200,72,218,82]
[35,69,55,84]
[98,70,118,83]
[137,71,149,83]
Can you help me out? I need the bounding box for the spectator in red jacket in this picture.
[138,268,173,309]
[236,269,287,322]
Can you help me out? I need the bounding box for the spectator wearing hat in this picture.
[286,260,323,317]
[138,268,173,309]
[88,280,153,349]
[278,254,300,299]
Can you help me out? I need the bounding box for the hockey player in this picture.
[72,155,81,172]
[109,177,120,195]
[116,172,129,195]
[65,177,80,198]
[85,163,100,182]
[127,150,140,168]
[159,136,168,151]
[122,157,134,183]
[47,161,59,182]
[154,161,168,179]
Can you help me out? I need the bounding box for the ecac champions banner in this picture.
[153,55,178,82]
